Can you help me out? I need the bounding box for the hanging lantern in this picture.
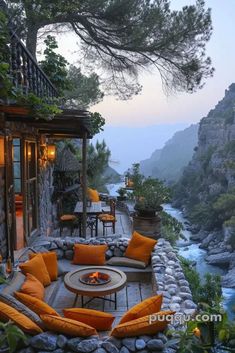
[47,144,56,161]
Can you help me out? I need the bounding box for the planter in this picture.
[132,214,161,240]
[134,205,163,218]
[0,105,30,116]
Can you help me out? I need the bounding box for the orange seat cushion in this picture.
[87,188,100,202]
[60,215,77,221]
[20,273,44,300]
[15,292,59,317]
[40,314,97,337]
[125,231,157,265]
[98,214,116,222]
[0,301,42,334]
[111,310,174,337]
[119,294,163,324]
[63,308,114,331]
[19,253,51,286]
[73,244,107,265]
[29,252,58,281]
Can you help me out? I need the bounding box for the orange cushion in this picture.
[73,244,107,265]
[60,215,77,221]
[63,308,114,331]
[20,273,44,300]
[0,301,42,334]
[15,292,59,317]
[87,188,100,202]
[40,314,97,337]
[98,214,116,221]
[119,294,163,324]
[19,253,51,286]
[125,231,157,265]
[111,310,174,337]
[29,252,58,281]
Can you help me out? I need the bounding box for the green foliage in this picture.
[39,35,71,95]
[89,112,105,135]
[128,163,171,210]
[0,11,12,99]
[178,256,201,302]
[188,202,219,230]
[16,93,62,120]
[160,211,184,245]
[197,273,222,307]
[65,65,104,108]
[0,321,28,353]
[117,188,127,198]
[9,0,214,96]
[87,140,111,192]
[199,146,215,171]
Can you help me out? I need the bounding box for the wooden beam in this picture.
[82,131,88,238]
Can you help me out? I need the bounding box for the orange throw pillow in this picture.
[40,315,97,337]
[125,231,157,265]
[19,253,51,286]
[119,294,163,324]
[0,301,42,334]
[20,273,44,300]
[29,252,58,281]
[111,310,174,338]
[87,188,100,202]
[63,308,114,331]
[73,244,107,265]
[15,292,59,317]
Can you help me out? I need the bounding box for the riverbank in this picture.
[164,204,235,320]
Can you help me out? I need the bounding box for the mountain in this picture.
[139,124,199,183]
[103,165,121,183]
[173,84,235,287]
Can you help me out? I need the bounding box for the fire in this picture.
[88,272,100,284]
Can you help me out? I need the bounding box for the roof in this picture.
[2,107,93,139]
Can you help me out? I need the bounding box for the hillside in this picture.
[140,124,198,183]
[173,84,235,286]
[103,165,121,183]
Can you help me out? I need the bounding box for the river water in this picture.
[106,184,235,320]
[164,203,235,321]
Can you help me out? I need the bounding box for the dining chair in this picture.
[57,197,79,236]
[98,199,116,236]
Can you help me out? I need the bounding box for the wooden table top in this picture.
[74,201,102,214]
[64,266,127,297]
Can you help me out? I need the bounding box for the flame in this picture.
[88,272,100,284]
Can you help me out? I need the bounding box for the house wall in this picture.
[38,161,55,237]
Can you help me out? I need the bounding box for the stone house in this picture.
[0,17,93,262]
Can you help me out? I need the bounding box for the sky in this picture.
[52,0,235,173]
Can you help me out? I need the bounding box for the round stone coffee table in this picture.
[64,266,127,309]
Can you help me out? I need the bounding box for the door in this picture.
[24,140,38,238]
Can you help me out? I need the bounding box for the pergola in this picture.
[3,108,94,238]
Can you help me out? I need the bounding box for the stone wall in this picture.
[38,163,54,237]
[14,237,197,353]
[0,167,6,258]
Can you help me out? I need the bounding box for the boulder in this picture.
[205,252,233,266]
[222,267,235,287]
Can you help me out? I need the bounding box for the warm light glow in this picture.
[0,137,5,165]
[193,327,201,338]
[28,145,32,160]
[47,145,56,160]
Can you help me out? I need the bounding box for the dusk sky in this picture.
[52,0,235,172]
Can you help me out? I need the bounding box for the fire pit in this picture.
[79,271,111,285]
[64,266,127,309]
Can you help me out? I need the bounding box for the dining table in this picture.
[74,201,103,237]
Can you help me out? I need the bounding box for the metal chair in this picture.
[98,199,116,236]
[57,198,79,236]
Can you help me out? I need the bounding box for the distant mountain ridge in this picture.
[139,124,199,183]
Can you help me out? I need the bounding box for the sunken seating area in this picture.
[0,236,197,353]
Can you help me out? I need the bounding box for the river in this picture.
[164,203,235,321]
[106,184,235,320]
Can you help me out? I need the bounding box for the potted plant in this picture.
[116,187,127,201]
[133,178,170,217]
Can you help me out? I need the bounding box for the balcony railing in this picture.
[9,30,58,99]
